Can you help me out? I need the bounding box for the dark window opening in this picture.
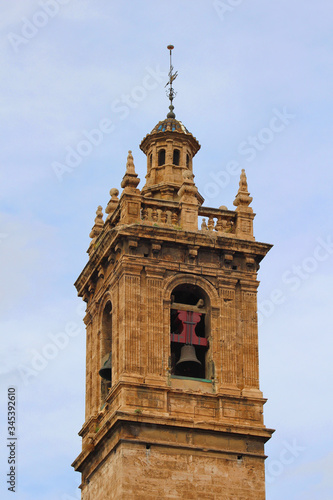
[170,285,208,379]
[99,301,112,399]
[173,149,180,165]
[186,154,190,168]
[149,153,152,169]
[172,284,204,306]
[158,149,165,166]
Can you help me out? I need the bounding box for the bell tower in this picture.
[72,47,273,499]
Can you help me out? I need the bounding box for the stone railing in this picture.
[198,206,236,234]
[141,199,180,226]
[107,200,239,235]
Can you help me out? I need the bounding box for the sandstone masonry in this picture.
[72,115,274,499]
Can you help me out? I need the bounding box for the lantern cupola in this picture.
[140,117,201,200]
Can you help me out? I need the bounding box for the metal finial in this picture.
[165,44,177,118]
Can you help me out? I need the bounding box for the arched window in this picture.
[99,301,112,399]
[186,153,190,168]
[173,149,180,166]
[158,149,165,166]
[170,284,208,379]
[149,153,153,169]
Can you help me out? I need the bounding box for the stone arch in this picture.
[158,148,166,166]
[97,292,113,325]
[173,148,180,166]
[164,274,219,380]
[163,273,219,306]
[98,293,113,399]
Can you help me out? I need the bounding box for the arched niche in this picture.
[170,283,210,380]
[100,300,112,400]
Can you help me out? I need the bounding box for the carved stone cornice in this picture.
[145,265,165,279]
[238,278,259,292]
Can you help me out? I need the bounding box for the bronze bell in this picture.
[99,352,112,381]
[176,344,201,367]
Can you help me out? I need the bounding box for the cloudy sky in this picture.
[1,1,332,499]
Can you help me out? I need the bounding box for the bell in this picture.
[99,352,112,381]
[176,344,201,367]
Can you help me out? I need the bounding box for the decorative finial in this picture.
[233,169,253,210]
[121,150,140,190]
[89,206,104,239]
[105,188,119,221]
[178,168,199,203]
[125,150,135,174]
[165,45,177,118]
[88,206,104,255]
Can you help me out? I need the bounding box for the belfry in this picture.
[72,46,273,499]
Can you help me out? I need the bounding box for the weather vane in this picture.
[165,44,178,118]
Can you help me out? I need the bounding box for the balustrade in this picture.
[199,207,236,234]
[141,200,180,227]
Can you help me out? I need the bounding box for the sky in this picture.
[0,1,332,499]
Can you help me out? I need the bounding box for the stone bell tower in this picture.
[72,47,273,499]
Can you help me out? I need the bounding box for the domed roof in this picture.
[151,118,190,135]
[140,117,200,155]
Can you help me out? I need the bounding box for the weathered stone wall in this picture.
[83,247,264,418]
[73,123,273,499]
[81,441,266,500]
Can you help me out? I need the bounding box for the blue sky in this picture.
[1,1,332,499]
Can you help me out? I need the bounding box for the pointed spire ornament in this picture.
[125,150,135,174]
[105,188,119,221]
[233,169,253,211]
[89,206,104,239]
[165,45,177,118]
[88,206,104,255]
[121,150,140,190]
[178,169,202,230]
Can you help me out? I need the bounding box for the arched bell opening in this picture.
[173,148,180,166]
[99,301,112,399]
[158,148,166,166]
[170,284,209,379]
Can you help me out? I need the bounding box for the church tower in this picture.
[72,47,273,499]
